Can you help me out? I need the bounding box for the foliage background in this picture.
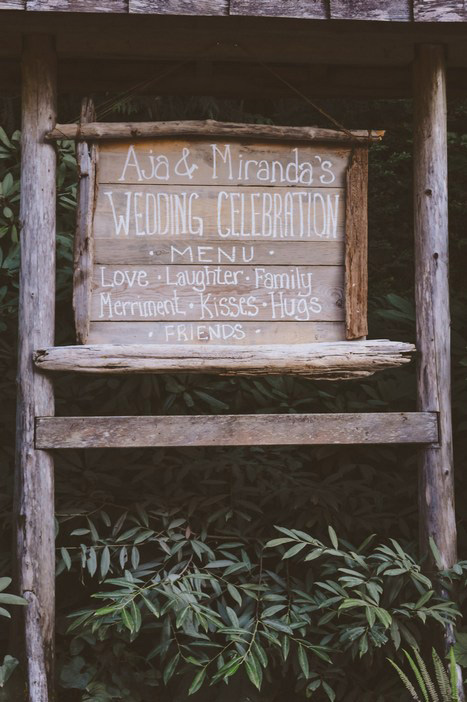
[1,95,467,701]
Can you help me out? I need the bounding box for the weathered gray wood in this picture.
[74,97,96,344]
[87,320,346,345]
[413,57,463,698]
[0,0,25,8]
[230,0,328,19]
[14,34,56,702]
[97,140,350,187]
[414,45,457,572]
[87,132,356,347]
[345,147,368,339]
[35,412,438,449]
[0,0,464,22]
[129,0,228,14]
[33,340,414,378]
[91,264,344,323]
[93,184,346,237]
[46,121,384,144]
[331,0,411,20]
[93,239,345,266]
[26,0,128,11]
[413,0,465,21]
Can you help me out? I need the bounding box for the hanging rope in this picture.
[233,42,374,142]
[68,40,378,145]
[70,61,190,124]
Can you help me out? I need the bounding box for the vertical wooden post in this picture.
[14,34,57,702]
[414,46,464,700]
[413,44,457,571]
[74,97,96,344]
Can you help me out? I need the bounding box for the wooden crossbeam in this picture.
[45,121,383,143]
[35,412,438,449]
[33,341,415,380]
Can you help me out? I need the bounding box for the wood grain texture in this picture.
[33,340,415,378]
[46,121,384,144]
[15,34,56,702]
[35,412,437,449]
[129,0,228,14]
[74,97,96,344]
[230,0,328,18]
[0,0,25,7]
[94,239,345,266]
[87,320,346,345]
[87,132,352,346]
[92,184,345,241]
[413,45,457,571]
[413,0,465,21]
[1,0,463,21]
[91,264,344,322]
[330,0,411,20]
[96,141,349,188]
[345,146,368,339]
[26,0,128,11]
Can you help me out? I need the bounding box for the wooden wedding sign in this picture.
[73,122,375,348]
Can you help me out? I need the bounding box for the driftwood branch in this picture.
[34,340,415,379]
[45,120,384,143]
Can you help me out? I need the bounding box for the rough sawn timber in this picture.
[345,146,368,339]
[45,120,384,143]
[413,0,465,22]
[14,34,56,702]
[35,412,438,449]
[230,0,329,19]
[1,0,465,21]
[34,340,415,379]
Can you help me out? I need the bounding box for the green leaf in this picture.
[266,538,295,548]
[61,547,72,571]
[282,542,307,559]
[429,538,443,569]
[121,608,134,633]
[163,653,180,685]
[245,654,262,690]
[87,547,97,577]
[188,668,206,695]
[322,681,336,702]
[0,578,11,593]
[298,645,310,679]
[263,619,293,634]
[227,584,242,606]
[100,546,111,579]
[141,595,160,618]
[328,526,338,549]
[0,594,27,606]
[0,655,19,688]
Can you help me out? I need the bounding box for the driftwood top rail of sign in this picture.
[46,121,384,143]
[0,0,464,22]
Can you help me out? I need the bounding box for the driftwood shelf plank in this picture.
[35,412,438,449]
[34,340,415,379]
[45,120,384,143]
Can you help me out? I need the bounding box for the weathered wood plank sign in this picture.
[74,122,375,346]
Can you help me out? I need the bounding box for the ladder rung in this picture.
[35,412,438,449]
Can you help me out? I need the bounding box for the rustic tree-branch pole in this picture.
[14,34,57,702]
[414,44,457,570]
[413,45,461,682]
